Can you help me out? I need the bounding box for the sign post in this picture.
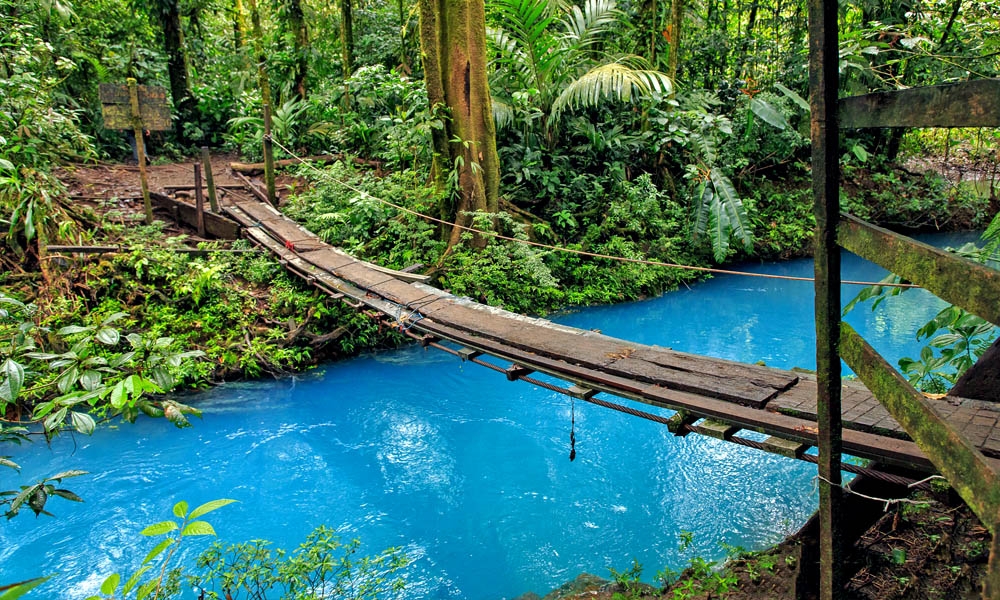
[99,80,171,225]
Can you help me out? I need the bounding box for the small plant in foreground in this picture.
[87,498,237,600]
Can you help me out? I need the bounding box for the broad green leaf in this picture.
[136,579,159,600]
[24,203,35,242]
[0,457,20,471]
[51,489,84,502]
[0,359,24,402]
[188,498,237,520]
[773,82,810,112]
[0,158,14,170]
[172,500,188,518]
[101,312,130,326]
[142,538,174,565]
[70,412,96,435]
[150,365,173,391]
[99,573,120,595]
[140,520,178,536]
[0,575,51,600]
[79,370,101,391]
[110,380,127,409]
[95,327,120,346]
[749,97,789,130]
[57,366,79,394]
[181,520,216,536]
[47,470,88,480]
[57,325,91,336]
[123,565,150,594]
[43,407,67,432]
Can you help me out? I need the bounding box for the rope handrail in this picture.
[265,137,919,289]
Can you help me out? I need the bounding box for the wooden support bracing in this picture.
[840,324,1000,535]
[839,79,1000,129]
[839,215,1000,326]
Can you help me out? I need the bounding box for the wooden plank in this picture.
[839,79,1000,129]
[839,214,1000,326]
[149,192,241,239]
[763,436,809,458]
[696,420,739,440]
[840,322,1000,535]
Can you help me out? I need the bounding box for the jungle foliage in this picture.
[1,0,998,594]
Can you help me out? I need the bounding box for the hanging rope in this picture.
[569,398,577,462]
[265,137,920,290]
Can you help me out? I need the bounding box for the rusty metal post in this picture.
[194,163,206,237]
[201,146,219,213]
[809,0,843,598]
[127,78,154,225]
[262,102,277,207]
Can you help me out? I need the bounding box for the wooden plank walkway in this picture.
[222,195,1000,475]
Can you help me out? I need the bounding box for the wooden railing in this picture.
[807,3,1000,595]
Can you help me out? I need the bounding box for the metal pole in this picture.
[194,163,206,237]
[808,0,843,598]
[262,102,277,207]
[128,78,154,225]
[201,146,219,212]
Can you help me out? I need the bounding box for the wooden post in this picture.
[808,0,843,598]
[201,146,219,212]
[128,78,154,225]
[194,163,206,237]
[262,102,277,207]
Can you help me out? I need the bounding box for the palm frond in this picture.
[493,0,562,95]
[493,98,515,131]
[549,61,672,121]
[561,0,619,51]
[692,169,752,261]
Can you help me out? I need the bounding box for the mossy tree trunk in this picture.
[340,0,354,80]
[284,0,309,100]
[246,0,272,108]
[417,0,500,250]
[159,0,195,138]
[667,0,683,84]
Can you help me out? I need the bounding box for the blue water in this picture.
[0,233,983,599]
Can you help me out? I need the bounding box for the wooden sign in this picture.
[99,83,171,130]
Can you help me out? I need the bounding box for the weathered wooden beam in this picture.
[840,322,1000,535]
[232,172,270,204]
[667,410,697,436]
[763,436,810,458]
[809,0,844,594]
[839,214,1000,326]
[505,364,534,381]
[839,78,1000,129]
[696,420,739,440]
[148,192,242,239]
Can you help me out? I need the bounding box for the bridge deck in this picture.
[224,196,1000,474]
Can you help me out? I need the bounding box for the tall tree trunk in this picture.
[246,0,272,108]
[398,0,409,70]
[668,0,683,84]
[161,0,195,138]
[418,0,500,250]
[938,0,962,49]
[340,0,354,80]
[284,0,309,99]
[232,0,246,50]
